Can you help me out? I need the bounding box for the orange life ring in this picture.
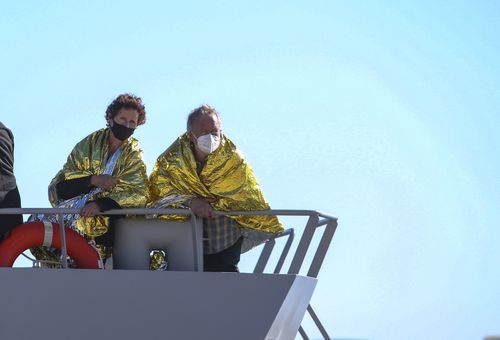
[0,221,102,269]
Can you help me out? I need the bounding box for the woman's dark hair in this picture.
[105,93,146,125]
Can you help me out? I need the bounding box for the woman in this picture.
[0,122,23,241]
[32,93,148,264]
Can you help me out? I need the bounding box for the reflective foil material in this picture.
[49,128,148,237]
[148,133,283,234]
[149,250,168,271]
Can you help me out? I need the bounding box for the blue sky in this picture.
[1,1,499,339]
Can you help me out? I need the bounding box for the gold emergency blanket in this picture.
[49,128,148,237]
[148,133,283,234]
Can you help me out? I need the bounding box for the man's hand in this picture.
[189,197,216,218]
[91,175,116,191]
[80,202,101,217]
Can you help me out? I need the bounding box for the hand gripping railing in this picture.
[0,207,338,339]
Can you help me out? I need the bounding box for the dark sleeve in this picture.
[92,197,121,211]
[56,176,93,200]
[0,126,15,178]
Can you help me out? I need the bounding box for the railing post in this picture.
[307,219,337,278]
[57,213,68,269]
[307,304,331,339]
[298,326,310,340]
[190,214,203,272]
[253,238,275,274]
[288,213,319,274]
[273,228,294,274]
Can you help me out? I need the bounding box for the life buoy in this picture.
[0,221,102,269]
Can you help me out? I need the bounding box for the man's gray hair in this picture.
[187,104,220,130]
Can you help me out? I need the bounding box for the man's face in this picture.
[189,114,221,141]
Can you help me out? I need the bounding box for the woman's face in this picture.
[108,108,139,128]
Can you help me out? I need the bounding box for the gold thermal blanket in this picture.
[49,128,148,237]
[148,133,283,234]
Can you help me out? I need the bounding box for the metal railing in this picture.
[0,208,201,268]
[0,207,338,339]
[244,210,338,340]
[253,227,294,274]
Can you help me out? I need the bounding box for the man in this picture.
[0,122,23,240]
[148,104,283,272]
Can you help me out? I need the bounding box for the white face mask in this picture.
[195,133,221,155]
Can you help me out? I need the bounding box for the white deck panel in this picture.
[0,268,316,340]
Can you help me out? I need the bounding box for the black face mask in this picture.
[110,120,135,141]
